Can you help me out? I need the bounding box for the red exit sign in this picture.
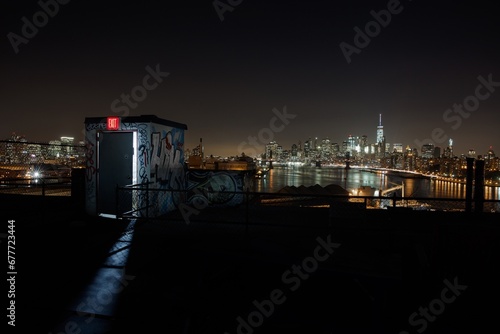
[106,117,120,130]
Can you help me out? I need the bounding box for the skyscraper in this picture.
[422,143,435,159]
[444,138,453,158]
[376,114,385,157]
[376,114,384,145]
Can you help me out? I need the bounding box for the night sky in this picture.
[2,0,499,157]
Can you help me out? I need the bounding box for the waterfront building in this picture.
[493,157,500,171]
[265,141,279,161]
[346,135,360,156]
[321,138,332,160]
[291,144,299,161]
[485,147,499,171]
[403,145,415,171]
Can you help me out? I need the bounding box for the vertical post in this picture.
[402,181,405,207]
[245,188,249,235]
[146,182,149,220]
[40,178,46,223]
[115,184,119,218]
[392,192,397,208]
[474,159,485,213]
[465,157,474,213]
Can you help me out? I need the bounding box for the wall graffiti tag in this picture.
[185,170,245,207]
[150,128,186,213]
[150,129,184,188]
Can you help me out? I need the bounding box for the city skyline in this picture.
[2,1,499,158]
[3,118,496,160]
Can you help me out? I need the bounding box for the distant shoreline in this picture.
[269,164,499,188]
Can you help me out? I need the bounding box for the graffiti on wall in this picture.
[184,170,245,208]
[120,122,150,185]
[150,129,184,188]
[118,122,150,214]
[150,127,185,214]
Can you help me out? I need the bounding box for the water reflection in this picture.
[254,166,498,200]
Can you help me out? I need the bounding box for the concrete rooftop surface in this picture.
[2,194,500,334]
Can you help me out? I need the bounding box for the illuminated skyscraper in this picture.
[360,135,368,151]
[444,138,453,158]
[265,141,279,160]
[487,146,495,160]
[376,114,385,157]
[376,114,384,144]
[61,136,75,155]
[345,135,361,156]
[304,138,312,157]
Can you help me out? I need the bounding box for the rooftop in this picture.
[3,193,499,333]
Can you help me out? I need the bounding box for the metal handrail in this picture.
[114,185,500,222]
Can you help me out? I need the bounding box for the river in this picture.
[254,165,500,200]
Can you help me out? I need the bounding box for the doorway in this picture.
[97,131,135,216]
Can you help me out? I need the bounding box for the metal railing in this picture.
[0,177,72,196]
[115,184,500,223]
[116,182,154,219]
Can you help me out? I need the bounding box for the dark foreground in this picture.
[2,194,500,334]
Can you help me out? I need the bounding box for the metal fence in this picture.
[115,185,500,223]
[0,177,72,196]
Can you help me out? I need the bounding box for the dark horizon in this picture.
[2,0,499,157]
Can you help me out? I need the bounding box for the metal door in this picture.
[97,131,133,215]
